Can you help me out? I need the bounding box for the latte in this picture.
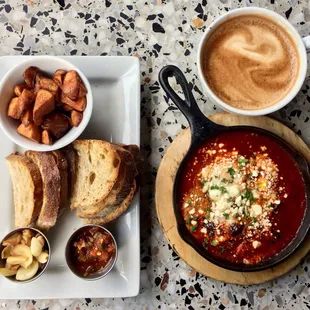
[201,15,299,110]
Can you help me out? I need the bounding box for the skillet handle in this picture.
[158,65,220,143]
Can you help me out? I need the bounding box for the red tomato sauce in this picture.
[70,227,116,277]
[178,130,306,265]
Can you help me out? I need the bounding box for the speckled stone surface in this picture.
[1,0,310,309]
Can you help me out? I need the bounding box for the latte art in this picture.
[202,15,299,110]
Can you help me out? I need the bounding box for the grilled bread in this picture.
[6,154,43,228]
[84,181,137,225]
[70,140,123,209]
[76,146,138,218]
[52,150,68,216]
[24,151,61,230]
[61,145,76,197]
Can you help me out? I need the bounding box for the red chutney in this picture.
[179,130,306,265]
[70,227,116,277]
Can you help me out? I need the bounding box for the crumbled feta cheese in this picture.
[219,143,224,148]
[226,185,240,197]
[252,241,261,249]
[184,202,189,208]
[189,208,195,215]
[251,204,262,216]
[252,170,259,177]
[209,189,222,201]
[191,220,197,225]
[200,228,207,234]
[198,209,203,214]
[235,196,242,206]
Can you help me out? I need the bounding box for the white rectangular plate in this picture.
[0,56,140,299]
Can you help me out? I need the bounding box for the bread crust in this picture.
[52,150,68,216]
[84,181,137,225]
[24,151,61,230]
[76,146,137,218]
[61,144,76,197]
[6,154,43,227]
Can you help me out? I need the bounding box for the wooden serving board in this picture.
[155,112,310,285]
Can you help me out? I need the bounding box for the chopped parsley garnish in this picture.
[220,246,226,253]
[238,157,249,164]
[221,178,228,183]
[186,217,191,225]
[205,213,210,220]
[242,207,249,219]
[190,223,198,232]
[205,207,211,212]
[200,179,207,187]
[192,215,199,221]
[253,217,258,223]
[202,238,208,249]
[227,167,235,177]
[234,213,239,218]
[214,175,219,179]
[242,189,256,203]
[210,185,227,193]
[211,240,218,246]
[186,200,192,205]
[223,213,230,220]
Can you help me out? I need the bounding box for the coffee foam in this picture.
[202,15,299,110]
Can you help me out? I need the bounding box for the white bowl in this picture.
[0,56,93,151]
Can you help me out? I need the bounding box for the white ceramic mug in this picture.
[197,7,310,116]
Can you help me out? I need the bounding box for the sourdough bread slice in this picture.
[61,145,76,198]
[76,146,137,218]
[84,181,137,225]
[6,154,43,228]
[113,144,143,175]
[70,140,123,209]
[24,151,61,230]
[52,150,68,216]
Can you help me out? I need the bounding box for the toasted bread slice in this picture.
[6,154,43,228]
[84,181,137,225]
[70,140,123,209]
[61,145,76,197]
[113,144,143,174]
[76,146,137,218]
[24,151,61,230]
[52,150,68,216]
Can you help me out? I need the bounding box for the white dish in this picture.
[0,56,93,151]
[0,56,140,299]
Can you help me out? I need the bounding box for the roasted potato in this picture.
[60,93,86,112]
[19,88,36,112]
[33,73,43,94]
[33,90,55,125]
[41,130,52,145]
[23,67,38,88]
[62,70,81,100]
[78,82,87,98]
[53,69,67,87]
[39,78,59,94]
[62,103,73,111]
[7,98,22,119]
[14,84,27,97]
[21,109,33,127]
[71,110,83,127]
[17,123,41,143]
[42,112,70,139]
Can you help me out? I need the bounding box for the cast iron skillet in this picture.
[158,65,310,272]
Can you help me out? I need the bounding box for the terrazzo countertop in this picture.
[1,0,310,309]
